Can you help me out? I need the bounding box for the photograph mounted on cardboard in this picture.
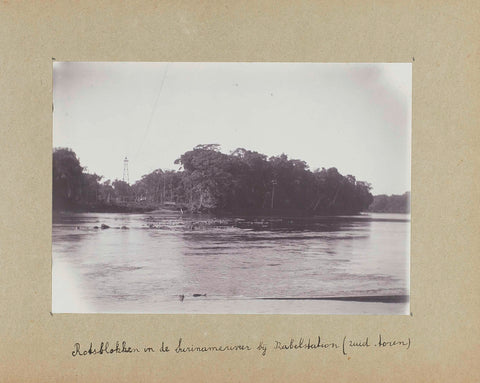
[52,62,411,314]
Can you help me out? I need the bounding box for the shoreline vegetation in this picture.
[368,192,410,214]
[53,144,409,216]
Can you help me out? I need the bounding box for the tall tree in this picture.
[52,148,84,209]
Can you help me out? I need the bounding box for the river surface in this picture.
[52,211,410,314]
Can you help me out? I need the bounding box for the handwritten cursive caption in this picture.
[71,335,410,358]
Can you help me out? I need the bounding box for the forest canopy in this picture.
[52,145,375,215]
[368,192,410,214]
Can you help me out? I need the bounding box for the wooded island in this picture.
[53,144,377,215]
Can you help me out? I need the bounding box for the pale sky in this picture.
[53,62,411,195]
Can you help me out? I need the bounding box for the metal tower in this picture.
[123,156,129,184]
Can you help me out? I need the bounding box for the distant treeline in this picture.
[53,144,375,215]
[368,192,410,214]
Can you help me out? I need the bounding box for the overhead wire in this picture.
[133,63,170,161]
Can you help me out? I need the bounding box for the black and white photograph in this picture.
[52,62,411,314]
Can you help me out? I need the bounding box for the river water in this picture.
[52,211,410,314]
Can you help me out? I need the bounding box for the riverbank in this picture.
[53,203,376,219]
[53,204,369,218]
[53,202,158,214]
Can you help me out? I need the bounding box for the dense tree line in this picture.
[53,145,374,215]
[52,148,132,211]
[368,192,410,214]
